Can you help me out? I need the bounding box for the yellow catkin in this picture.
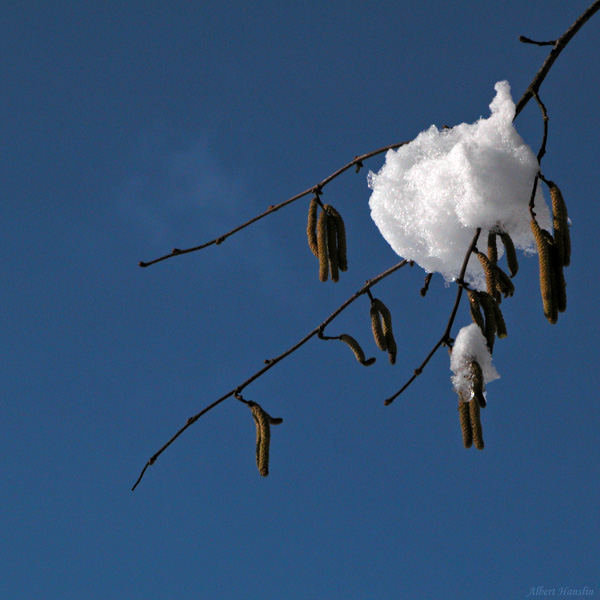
[328,205,348,272]
[370,304,387,351]
[470,360,486,408]
[373,299,396,364]
[317,207,329,282]
[325,207,340,282]
[499,232,519,277]
[545,230,567,314]
[339,334,376,366]
[487,231,498,264]
[249,403,283,477]
[531,218,557,324]
[493,263,515,298]
[477,251,500,302]
[478,292,497,352]
[469,398,484,450]
[307,198,319,257]
[467,290,485,336]
[250,402,271,477]
[491,296,508,338]
[458,398,473,449]
[549,181,570,267]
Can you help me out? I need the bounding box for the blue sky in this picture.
[2,2,599,598]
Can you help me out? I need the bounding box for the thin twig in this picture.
[138,142,409,268]
[131,259,408,490]
[384,229,481,405]
[518,35,556,46]
[514,0,600,118]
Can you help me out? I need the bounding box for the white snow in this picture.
[450,324,499,401]
[368,81,551,288]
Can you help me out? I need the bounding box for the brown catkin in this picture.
[328,205,348,271]
[546,230,567,313]
[250,402,271,477]
[317,207,329,282]
[370,304,387,351]
[469,398,485,450]
[467,290,485,336]
[477,251,500,302]
[487,231,498,264]
[531,218,557,324]
[373,299,397,364]
[549,181,570,267]
[499,232,519,277]
[493,263,515,298]
[307,198,319,257]
[458,399,473,448]
[478,292,497,352]
[491,297,508,339]
[339,334,376,366]
[325,207,340,282]
[470,360,486,408]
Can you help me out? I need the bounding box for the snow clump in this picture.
[450,324,499,402]
[368,80,551,289]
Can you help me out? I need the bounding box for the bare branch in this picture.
[132,259,408,490]
[138,141,409,268]
[514,0,600,118]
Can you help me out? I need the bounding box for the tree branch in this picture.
[138,141,409,268]
[132,259,408,490]
[384,228,482,405]
[514,0,600,118]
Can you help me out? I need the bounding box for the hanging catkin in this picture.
[317,207,329,282]
[548,181,571,267]
[470,360,486,408]
[466,290,485,336]
[328,205,348,272]
[479,247,498,301]
[339,334,376,366]
[458,397,473,448]
[325,206,340,282]
[306,197,319,257]
[469,398,484,450]
[478,292,497,352]
[249,403,269,476]
[370,304,387,352]
[531,218,557,324]
[499,231,519,277]
[371,299,397,364]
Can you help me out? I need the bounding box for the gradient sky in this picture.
[2,2,599,599]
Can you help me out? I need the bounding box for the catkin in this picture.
[307,198,319,257]
[478,251,500,302]
[499,232,519,277]
[250,402,271,477]
[372,299,397,364]
[469,398,485,450]
[531,218,557,324]
[325,207,340,282]
[370,304,387,351]
[328,205,348,272]
[549,181,571,267]
[487,231,498,264]
[339,334,376,366]
[478,292,497,352]
[317,207,329,282]
[470,360,486,408]
[458,398,473,448]
[249,402,283,477]
[467,290,485,336]
[492,297,508,339]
